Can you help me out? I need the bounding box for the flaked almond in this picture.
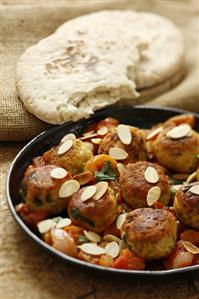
[80,133,98,140]
[73,171,92,185]
[97,126,108,136]
[59,180,80,198]
[77,243,105,255]
[83,130,94,136]
[56,218,71,228]
[117,124,132,145]
[83,231,101,243]
[91,138,102,145]
[105,241,120,258]
[146,141,154,154]
[61,133,76,143]
[116,214,126,230]
[119,240,127,250]
[189,185,199,195]
[147,186,161,206]
[80,185,97,202]
[183,241,199,254]
[166,124,192,139]
[144,166,159,184]
[117,163,125,174]
[57,139,73,155]
[186,172,197,184]
[37,219,55,234]
[146,127,163,140]
[93,181,108,201]
[109,147,128,160]
[171,185,182,193]
[50,167,68,179]
[103,234,121,243]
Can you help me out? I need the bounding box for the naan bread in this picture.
[16,10,185,124]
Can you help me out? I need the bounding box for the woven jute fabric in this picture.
[1,143,199,299]
[1,0,199,142]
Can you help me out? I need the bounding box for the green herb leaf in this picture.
[52,216,63,224]
[71,208,95,227]
[95,161,116,182]
[78,235,89,244]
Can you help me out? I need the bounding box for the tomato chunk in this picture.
[114,249,145,270]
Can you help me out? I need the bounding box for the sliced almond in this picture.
[50,167,68,179]
[166,124,192,139]
[77,243,105,255]
[73,171,92,185]
[117,124,132,145]
[171,184,182,193]
[116,214,126,230]
[80,133,98,141]
[56,218,72,228]
[119,239,127,250]
[117,163,125,174]
[105,241,120,258]
[80,185,97,202]
[37,219,55,234]
[93,181,108,201]
[147,186,161,206]
[144,167,159,184]
[83,230,101,243]
[146,127,163,140]
[61,133,76,143]
[57,139,73,155]
[183,241,199,254]
[58,180,80,198]
[97,127,108,136]
[83,130,94,136]
[109,148,128,160]
[91,138,102,145]
[189,185,199,195]
[103,234,121,243]
[186,172,197,184]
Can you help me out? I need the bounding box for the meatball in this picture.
[43,139,93,175]
[98,126,147,164]
[119,161,170,208]
[153,127,199,173]
[173,183,199,230]
[68,186,118,233]
[20,165,71,214]
[123,208,177,259]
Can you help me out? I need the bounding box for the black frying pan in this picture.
[6,106,199,279]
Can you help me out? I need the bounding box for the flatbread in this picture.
[16,10,185,124]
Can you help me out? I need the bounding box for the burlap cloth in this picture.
[1,0,199,141]
[1,1,199,299]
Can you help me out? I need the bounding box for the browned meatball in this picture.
[119,161,170,208]
[68,186,118,233]
[98,126,147,164]
[174,183,199,230]
[123,208,177,259]
[43,139,93,175]
[153,127,199,173]
[20,165,71,214]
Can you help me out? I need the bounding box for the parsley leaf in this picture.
[78,235,89,244]
[95,161,117,182]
